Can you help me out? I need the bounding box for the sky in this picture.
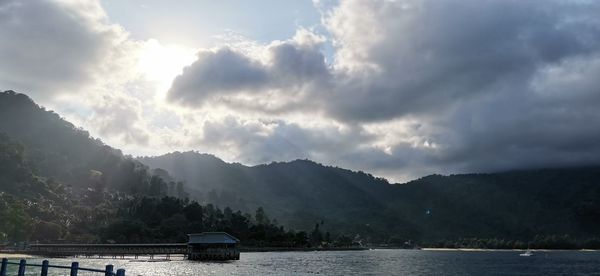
[2,0,600,182]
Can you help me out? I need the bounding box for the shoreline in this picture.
[240,247,368,252]
[243,247,600,252]
[421,248,600,252]
[0,253,34,259]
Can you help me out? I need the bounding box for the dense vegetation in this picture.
[2,90,600,249]
[102,197,355,248]
[0,91,354,248]
[392,170,600,244]
[139,152,405,236]
[0,129,343,247]
[0,91,184,198]
[141,152,600,248]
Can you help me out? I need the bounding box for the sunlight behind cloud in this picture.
[136,39,197,99]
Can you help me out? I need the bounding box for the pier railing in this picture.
[0,258,125,276]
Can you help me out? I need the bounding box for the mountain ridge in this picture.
[140,149,600,245]
[2,90,600,247]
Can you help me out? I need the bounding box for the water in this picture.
[5,249,600,275]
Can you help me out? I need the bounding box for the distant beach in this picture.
[421,248,600,252]
[0,253,34,259]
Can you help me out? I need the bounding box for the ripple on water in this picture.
[6,249,600,276]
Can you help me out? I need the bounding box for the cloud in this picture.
[165,0,600,180]
[90,95,150,146]
[187,115,379,168]
[323,0,600,121]
[0,0,131,99]
[167,28,330,111]
[168,48,269,105]
[167,0,600,123]
[0,0,183,158]
[5,0,600,182]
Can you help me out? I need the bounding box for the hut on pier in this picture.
[187,232,240,261]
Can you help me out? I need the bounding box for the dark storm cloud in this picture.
[325,0,600,121]
[168,0,600,121]
[167,0,600,179]
[430,81,600,174]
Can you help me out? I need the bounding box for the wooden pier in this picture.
[28,243,189,259]
[24,232,241,261]
[0,258,125,276]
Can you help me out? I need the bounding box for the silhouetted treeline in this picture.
[100,197,355,248]
[425,235,600,249]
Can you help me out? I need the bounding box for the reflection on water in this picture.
[6,249,600,276]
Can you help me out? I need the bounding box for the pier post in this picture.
[70,262,79,276]
[116,268,126,276]
[105,264,114,276]
[41,260,49,276]
[17,259,26,276]
[0,258,7,276]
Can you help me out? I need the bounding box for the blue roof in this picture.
[188,232,240,244]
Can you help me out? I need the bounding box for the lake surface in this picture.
[5,249,600,275]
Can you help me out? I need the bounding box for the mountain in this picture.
[390,168,600,243]
[139,152,407,235]
[0,90,179,197]
[0,90,184,242]
[2,90,600,248]
[141,152,600,247]
[0,91,302,246]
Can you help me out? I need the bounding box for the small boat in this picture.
[519,249,533,257]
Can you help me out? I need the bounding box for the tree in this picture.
[310,223,323,245]
[30,221,63,242]
[176,182,188,198]
[255,207,270,225]
[294,231,309,247]
[0,199,32,242]
[149,175,167,197]
[224,207,233,221]
[183,202,203,222]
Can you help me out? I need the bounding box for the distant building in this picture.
[187,232,240,261]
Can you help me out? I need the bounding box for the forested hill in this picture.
[0,90,181,197]
[390,168,600,245]
[2,90,600,248]
[142,152,600,248]
[0,91,310,246]
[0,90,188,243]
[139,152,399,232]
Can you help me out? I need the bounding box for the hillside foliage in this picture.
[2,90,600,249]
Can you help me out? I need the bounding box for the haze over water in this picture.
[6,250,600,276]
